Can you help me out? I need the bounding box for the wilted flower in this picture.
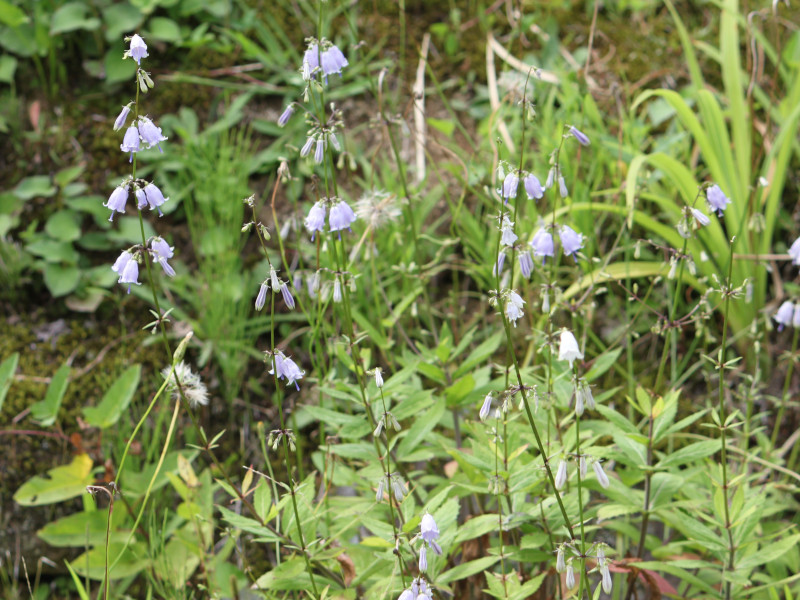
[558,329,583,367]
[558,175,569,198]
[269,350,305,390]
[580,455,587,479]
[113,105,131,131]
[162,361,209,408]
[420,512,442,554]
[559,225,583,260]
[332,277,342,302]
[706,184,730,217]
[555,459,568,489]
[775,300,794,331]
[593,460,610,488]
[120,126,140,161]
[524,173,544,200]
[373,367,384,388]
[566,563,576,589]
[128,34,148,65]
[569,126,590,146]
[305,201,326,240]
[531,228,555,263]
[105,185,129,221]
[601,564,612,594]
[556,546,566,572]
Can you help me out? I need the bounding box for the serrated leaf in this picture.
[14,453,93,506]
[82,365,140,428]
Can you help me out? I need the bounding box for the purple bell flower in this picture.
[129,34,148,65]
[255,283,268,311]
[304,201,326,241]
[530,228,554,263]
[111,250,132,276]
[136,183,169,216]
[119,258,140,293]
[113,105,131,131]
[278,105,294,127]
[329,200,357,235]
[502,171,519,202]
[569,125,590,146]
[138,117,168,152]
[105,185,129,221]
[706,184,730,217]
[775,300,794,331]
[150,237,175,277]
[523,173,544,200]
[269,350,305,390]
[120,126,140,162]
[560,225,584,261]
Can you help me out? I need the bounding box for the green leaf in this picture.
[102,3,143,42]
[50,3,100,34]
[38,508,129,547]
[656,440,721,469]
[397,396,445,459]
[427,117,455,137]
[45,210,82,242]
[14,176,56,200]
[14,453,93,506]
[43,263,81,297]
[738,534,800,571]
[63,560,91,600]
[0,53,17,83]
[104,45,137,84]
[147,17,181,42]
[73,542,149,580]
[452,514,501,544]
[454,331,503,378]
[82,365,141,428]
[217,506,280,542]
[585,348,622,382]
[438,556,500,584]
[30,363,70,426]
[26,238,79,263]
[0,0,29,27]
[0,352,19,412]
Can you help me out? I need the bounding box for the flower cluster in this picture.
[267,349,305,390]
[499,167,545,203]
[255,266,296,311]
[415,512,442,573]
[773,300,800,331]
[397,578,432,600]
[302,40,349,82]
[304,197,358,240]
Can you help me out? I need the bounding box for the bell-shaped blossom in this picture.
[105,185,129,221]
[775,300,794,331]
[329,200,357,233]
[793,305,800,329]
[255,283,268,311]
[112,250,132,277]
[531,228,554,263]
[278,105,294,127]
[574,383,585,416]
[558,175,569,198]
[420,512,442,555]
[560,225,584,260]
[479,393,493,421]
[789,237,800,266]
[120,126,140,162]
[601,564,612,594]
[269,350,305,390]
[138,117,168,152]
[280,283,296,309]
[328,131,341,152]
[505,291,525,326]
[314,137,325,164]
[129,34,148,65]
[136,182,169,215]
[500,216,517,247]
[706,184,730,217]
[119,258,140,293]
[374,368,384,388]
[555,459,568,489]
[418,546,428,572]
[524,173,543,200]
[502,171,519,202]
[690,207,710,227]
[565,564,576,589]
[332,278,342,303]
[302,43,320,79]
[305,201,326,240]
[546,167,556,190]
[321,44,348,78]
[150,237,175,277]
[113,105,131,131]
[493,250,506,276]
[593,460,610,488]
[518,250,533,278]
[558,329,583,367]
[569,125,590,146]
[300,135,315,157]
[398,591,414,600]
[556,546,566,572]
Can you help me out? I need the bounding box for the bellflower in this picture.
[418,546,427,572]
[569,125,590,146]
[500,216,518,247]
[580,455,587,479]
[150,237,175,277]
[269,350,305,390]
[314,137,325,164]
[479,393,493,421]
[560,225,584,261]
[280,283,296,309]
[530,228,555,263]
[302,43,320,79]
[558,329,583,367]
[374,368,384,388]
[593,460,610,488]
[398,591,414,600]
[558,175,569,198]
[502,171,519,202]
[300,135,315,157]
[332,278,342,302]
[493,250,506,276]
[523,173,544,200]
[789,236,800,266]
[706,184,730,217]
[505,291,525,326]
[775,300,794,331]
[305,201,326,240]
[602,564,613,594]
[119,258,140,293]
[793,304,800,329]
[111,250,132,277]
[566,564,576,589]
[278,105,294,127]
[113,105,131,131]
[518,250,533,278]
[321,44,349,78]
[420,512,442,554]
[105,185,129,221]
[136,182,169,215]
[690,207,710,227]
[328,131,341,152]
[329,200,357,233]
[555,459,567,489]
[255,283,268,310]
[120,125,140,161]
[574,383,585,416]
[128,34,148,65]
[556,546,566,572]
[138,117,168,151]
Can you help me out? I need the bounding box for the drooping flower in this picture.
[601,564,613,594]
[555,459,568,489]
[119,257,140,293]
[556,546,566,572]
[524,173,544,200]
[559,225,583,260]
[128,34,148,65]
[793,304,800,329]
[569,125,590,146]
[574,382,585,416]
[278,105,294,127]
[328,131,341,152]
[304,201,326,240]
[593,460,610,488]
[530,228,554,263]
[558,329,583,367]
[500,216,518,247]
[300,135,315,157]
[302,43,320,79]
[321,44,348,78]
[789,237,800,266]
[690,207,710,227]
[255,283,268,311]
[374,368,384,388]
[105,185,129,221]
[518,250,534,278]
[420,512,442,555]
[565,563,576,589]
[329,200,357,233]
[280,283,296,309]
[138,117,168,151]
[479,393,493,421]
[113,105,132,131]
[505,291,525,326]
[502,171,519,202]
[580,455,587,479]
[269,350,305,390]
[706,184,730,217]
[120,126,140,162]
[111,250,132,277]
[493,250,506,276]
[270,266,281,292]
[150,237,175,277]
[135,182,169,215]
[418,546,428,572]
[398,591,414,600]
[775,300,794,331]
[558,175,569,198]
[314,137,325,164]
